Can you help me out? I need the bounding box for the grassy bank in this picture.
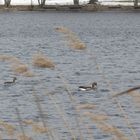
[0,4,140,12]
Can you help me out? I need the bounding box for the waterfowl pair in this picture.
[79,82,97,91]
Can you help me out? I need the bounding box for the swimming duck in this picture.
[78,82,97,91]
[4,77,17,85]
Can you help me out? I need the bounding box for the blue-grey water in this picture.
[0,11,140,140]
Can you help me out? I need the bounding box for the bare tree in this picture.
[38,0,46,7]
[73,0,79,5]
[4,0,11,7]
[134,0,138,6]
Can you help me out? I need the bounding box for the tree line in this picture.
[4,0,46,7]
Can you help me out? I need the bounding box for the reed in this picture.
[130,91,140,104]
[15,106,34,140]
[0,121,15,136]
[0,55,13,61]
[23,120,34,125]
[12,64,28,74]
[18,134,32,140]
[87,49,139,139]
[55,26,86,50]
[0,54,34,77]
[32,123,48,134]
[55,72,88,140]
[0,54,22,64]
[70,41,86,50]
[23,120,48,134]
[55,27,72,34]
[76,103,96,110]
[96,122,129,140]
[84,112,109,122]
[113,85,140,97]
[32,88,54,140]
[22,71,34,77]
[32,52,55,69]
[48,94,77,140]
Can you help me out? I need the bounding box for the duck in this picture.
[4,77,17,85]
[78,82,97,91]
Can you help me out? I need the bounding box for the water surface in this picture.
[0,11,140,140]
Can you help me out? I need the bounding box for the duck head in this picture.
[92,82,97,88]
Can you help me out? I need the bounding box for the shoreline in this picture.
[0,4,140,12]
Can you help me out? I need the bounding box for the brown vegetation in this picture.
[96,122,129,140]
[84,112,109,122]
[0,121,15,136]
[32,52,55,69]
[76,103,96,110]
[55,27,86,50]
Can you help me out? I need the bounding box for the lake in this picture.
[0,11,140,140]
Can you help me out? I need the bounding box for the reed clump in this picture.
[55,26,86,50]
[23,120,34,125]
[76,103,96,110]
[18,134,33,140]
[0,55,13,62]
[11,63,34,77]
[0,54,34,77]
[32,123,48,134]
[12,64,28,74]
[0,121,15,136]
[32,53,55,69]
[55,27,72,34]
[84,112,109,122]
[23,120,48,134]
[70,40,86,50]
[0,54,21,64]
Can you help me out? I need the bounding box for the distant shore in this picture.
[0,4,140,12]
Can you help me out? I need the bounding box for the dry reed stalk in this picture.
[32,88,54,140]
[23,120,49,134]
[0,121,15,136]
[12,63,34,77]
[76,104,96,110]
[54,72,94,140]
[0,55,21,64]
[23,120,34,125]
[87,50,139,140]
[22,71,34,77]
[32,123,48,134]
[18,134,33,140]
[113,85,140,97]
[55,27,72,34]
[32,53,55,69]
[12,64,28,74]
[70,41,86,50]
[96,122,129,140]
[48,94,77,140]
[0,54,34,77]
[10,57,22,64]
[55,26,86,50]
[15,107,26,140]
[83,112,108,122]
[0,55,13,61]
[128,91,140,105]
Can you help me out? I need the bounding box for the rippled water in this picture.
[0,11,140,140]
